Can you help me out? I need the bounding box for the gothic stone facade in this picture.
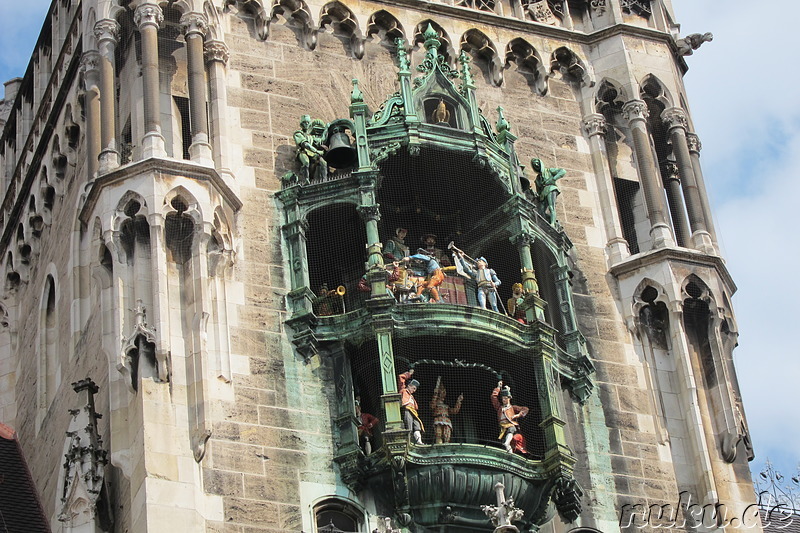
[0,0,758,531]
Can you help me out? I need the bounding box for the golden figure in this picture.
[432,99,450,124]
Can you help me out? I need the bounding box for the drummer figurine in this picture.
[490,381,529,454]
[430,376,463,444]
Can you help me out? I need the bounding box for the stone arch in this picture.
[639,74,673,108]
[504,38,547,95]
[549,46,593,86]
[51,134,68,181]
[63,103,80,151]
[112,191,149,233]
[459,29,503,87]
[204,0,224,41]
[38,270,59,418]
[319,1,365,59]
[4,252,21,292]
[224,0,270,40]
[163,188,202,264]
[594,78,627,112]
[366,10,404,46]
[270,0,317,50]
[413,20,455,67]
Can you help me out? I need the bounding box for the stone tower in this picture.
[0,0,758,531]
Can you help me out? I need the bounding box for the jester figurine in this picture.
[430,376,463,444]
[455,251,502,312]
[491,381,529,454]
[293,114,328,184]
[399,369,424,445]
[531,157,566,225]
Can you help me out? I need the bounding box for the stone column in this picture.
[180,13,213,165]
[80,51,101,181]
[622,99,675,248]
[204,40,230,171]
[660,161,691,247]
[94,19,120,172]
[662,108,715,253]
[686,133,718,245]
[134,3,166,158]
[581,114,629,262]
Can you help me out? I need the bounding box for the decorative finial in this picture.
[496,106,510,134]
[423,24,441,52]
[395,38,410,72]
[351,78,363,104]
[458,50,474,88]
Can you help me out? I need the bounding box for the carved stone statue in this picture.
[531,157,566,225]
[293,114,328,184]
[676,32,713,56]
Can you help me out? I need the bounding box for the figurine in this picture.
[455,251,502,312]
[491,381,529,454]
[531,158,565,225]
[420,234,450,266]
[313,283,344,315]
[430,376,463,444]
[507,283,527,324]
[399,370,424,444]
[403,252,444,303]
[293,114,328,183]
[384,227,410,261]
[355,398,379,455]
[432,98,450,125]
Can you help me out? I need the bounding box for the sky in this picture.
[0,0,797,499]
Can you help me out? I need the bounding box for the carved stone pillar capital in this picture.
[510,231,535,247]
[204,40,230,65]
[180,12,208,38]
[581,113,607,137]
[661,107,688,132]
[94,19,121,45]
[660,161,680,183]
[357,204,381,223]
[80,51,102,85]
[686,133,702,154]
[622,99,648,124]
[134,3,164,30]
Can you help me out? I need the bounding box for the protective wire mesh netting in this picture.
[349,336,547,459]
[305,146,566,331]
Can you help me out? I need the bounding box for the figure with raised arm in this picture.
[455,251,502,312]
[430,376,463,444]
[491,381,529,454]
[531,157,565,225]
[399,370,424,445]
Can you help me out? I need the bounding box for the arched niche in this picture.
[375,147,509,250]
[305,203,368,313]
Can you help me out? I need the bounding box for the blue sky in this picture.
[1,0,796,499]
